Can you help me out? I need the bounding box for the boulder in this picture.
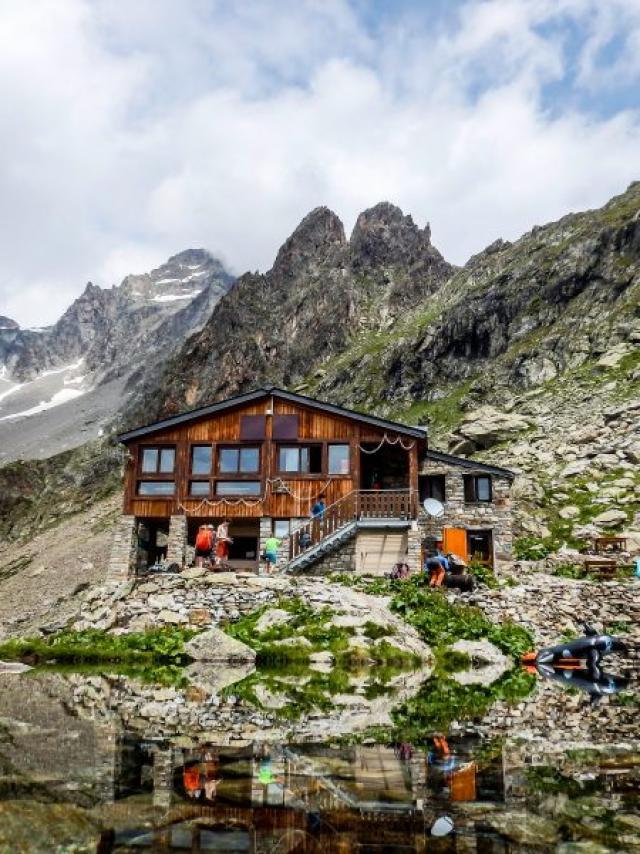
[185,627,256,662]
[592,509,628,527]
[185,660,255,694]
[453,407,531,450]
[449,640,511,686]
[0,661,32,675]
[254,608,293,634]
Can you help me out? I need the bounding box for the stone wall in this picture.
[419,459,513,565]
[166,515,187,566]
[106,516,137,582]
[305,534,357,576]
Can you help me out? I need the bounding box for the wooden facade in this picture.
[119,389,426,522]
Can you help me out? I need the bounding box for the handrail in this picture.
[288,488,416,560]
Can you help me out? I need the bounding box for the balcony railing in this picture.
[289,489,415,560]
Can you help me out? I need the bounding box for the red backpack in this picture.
[195,528,213,551]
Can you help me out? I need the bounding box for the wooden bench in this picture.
[583,557,617,580]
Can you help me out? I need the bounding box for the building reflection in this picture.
[98,736,509,852]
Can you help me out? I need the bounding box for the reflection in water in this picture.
[0,668,637,851]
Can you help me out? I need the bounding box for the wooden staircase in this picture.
[285,489,416,574]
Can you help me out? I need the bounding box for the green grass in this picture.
[0,627,198,667]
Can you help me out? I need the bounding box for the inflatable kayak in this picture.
[521,625,626,670]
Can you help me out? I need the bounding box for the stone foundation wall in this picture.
[305,536,357,576]
[106,516,138,582]
[167,515,187,565]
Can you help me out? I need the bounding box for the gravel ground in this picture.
[0,494,120,638]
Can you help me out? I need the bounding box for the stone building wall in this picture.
[106,516,138,582]
[419,459,514,566]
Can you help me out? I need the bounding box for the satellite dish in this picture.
[423,498,445,517]
[431,816,454,837]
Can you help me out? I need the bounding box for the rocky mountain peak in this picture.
[350,201,434,268]
[272,207,346,277]
[0,316,19,330]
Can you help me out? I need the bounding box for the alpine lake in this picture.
[0,577,638,853]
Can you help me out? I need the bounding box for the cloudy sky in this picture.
[2,0,640,327]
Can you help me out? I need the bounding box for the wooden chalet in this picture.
[115,386,427,574]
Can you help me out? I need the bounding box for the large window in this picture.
[328,444,350,474]
[191,445,212,474]
[215,481,261,496]
[464,475,492,503]
[278,445,322,474]
[218,446,260,473]
[137,480,175,496]
[141,446,175,474]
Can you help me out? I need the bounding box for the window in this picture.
[274,519,290,539]
[328,444,350,474]
[278,445,322,474]
[218,446,260,473]
[141,446,175,473]
[191,445,212,474]
[215,481,261,496]
[464,475,492,503]
[423,475,446,502]
[137,481,175,496]
[189,481,210,496]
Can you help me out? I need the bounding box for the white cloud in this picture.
[0,0,639,326]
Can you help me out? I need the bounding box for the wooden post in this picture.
[409,444,418,518]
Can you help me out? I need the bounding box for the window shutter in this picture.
[240,415,266,440]
[273,414,299,439]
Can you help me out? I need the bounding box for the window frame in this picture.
[136,480,176,497]
[464,474,493,504]
[214,480,262,497]
[217,444,261,475]
[138,444,176,476]
[190,444,213,476]
[275,443,324,477]
[424,474,446,503]
[327,443,351,476]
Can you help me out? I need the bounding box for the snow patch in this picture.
[153,291,202,303]
[40,358,84,378]
[0,382,23,405]
[0,386,88,421]
[154,277,181,285]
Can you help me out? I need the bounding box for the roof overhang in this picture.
[426,448,515,480]
[117,386,428,444]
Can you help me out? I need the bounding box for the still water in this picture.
[0,664,638,853]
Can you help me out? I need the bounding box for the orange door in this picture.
[442,527,468,561]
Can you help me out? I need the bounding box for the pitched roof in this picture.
[117,385,428,443]
[426,448,515,480]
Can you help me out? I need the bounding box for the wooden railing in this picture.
[289,489,415,560]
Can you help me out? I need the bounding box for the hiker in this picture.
[194,524,214,567]
[183,763,202,799]
[263,533,281,573]
[299,529,312,551]
[435,548,449,573]
[311,494,326,520]
[390,560,410,580]
[214,518,232,566]
[425,553,445,587]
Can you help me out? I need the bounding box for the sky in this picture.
[1,0,640,327]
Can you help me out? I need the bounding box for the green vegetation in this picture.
[222,658,412,722]
[433,647,472,674]
[390,667,535,738]
[0,627,197,668]
[514,536,555,560]
[388,576,534,659]
[468,560,499,588]
[224,596,419,667]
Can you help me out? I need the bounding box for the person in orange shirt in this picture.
[183,764,202,799]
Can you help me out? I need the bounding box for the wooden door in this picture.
[442,527,468,562]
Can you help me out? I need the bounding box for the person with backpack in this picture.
[194,524,214,567]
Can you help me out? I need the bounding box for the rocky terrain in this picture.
[0,249,232,462]
[1,183,640,583]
